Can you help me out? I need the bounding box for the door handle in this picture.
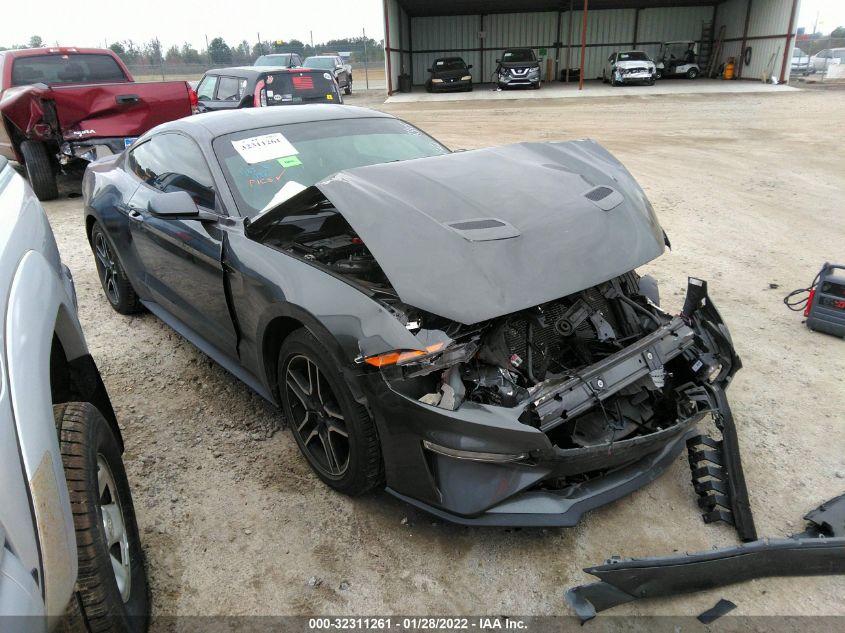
[128,209,143,221]
[116,94,141,105]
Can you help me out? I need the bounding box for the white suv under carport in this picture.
[0,156,148,632]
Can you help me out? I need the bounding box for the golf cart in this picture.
[656,41,701,79]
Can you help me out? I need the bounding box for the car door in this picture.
[195,74,218,113]
[198,75,249,112]
[334,58,348,86]
[123,133,238,358]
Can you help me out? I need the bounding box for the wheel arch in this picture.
[51,307,123,451]
[258,302,367,405]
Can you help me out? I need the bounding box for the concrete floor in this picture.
[386,78,798,103]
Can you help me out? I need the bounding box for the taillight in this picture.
[254,79,266,107]
[803,288,815,317]
[188,86,199,114]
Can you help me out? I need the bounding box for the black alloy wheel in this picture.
[285,353,350,477]
[91,223,141,314]
[278,329,382,495]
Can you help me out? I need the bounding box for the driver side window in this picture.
[127,134,217,210]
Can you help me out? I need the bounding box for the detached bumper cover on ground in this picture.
[565,494,845,621]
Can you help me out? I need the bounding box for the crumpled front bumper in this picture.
[362,282,743,527]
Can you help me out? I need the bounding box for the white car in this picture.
[0,156,149,632]
[603,51,657,86]
[810,48,845,72]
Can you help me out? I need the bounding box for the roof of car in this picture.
[154,105,393,139]
[0,46,115,58]
[304,55,337,59]
[206,65,315,78]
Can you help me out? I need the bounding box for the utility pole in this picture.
[363,27,370,90]
[205,34,210,65]
[257,32,261,56]
[310,30,314,53]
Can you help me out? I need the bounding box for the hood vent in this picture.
[446,218,521,242]
[584,185,624,211]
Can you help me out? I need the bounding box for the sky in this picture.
[0,0,386,50]
[1,0,843,51]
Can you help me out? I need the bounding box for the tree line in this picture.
[0,34,384,65]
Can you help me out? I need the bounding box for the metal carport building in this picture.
[382,0,801,93]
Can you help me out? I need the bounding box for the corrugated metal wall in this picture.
[392,1,798,88]
[714,0,799,82]
[406,5,714,85]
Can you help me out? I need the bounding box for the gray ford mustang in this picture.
[82,105,752,530]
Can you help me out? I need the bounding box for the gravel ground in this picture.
[39,86,844,622]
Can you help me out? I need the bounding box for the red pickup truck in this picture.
[0,47,197,200]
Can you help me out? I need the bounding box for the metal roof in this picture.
[397,0,724,17]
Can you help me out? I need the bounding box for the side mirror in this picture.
[148,190,209,220]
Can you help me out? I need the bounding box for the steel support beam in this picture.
[779,0,800,83]
[579,0,589,90]
[738,0,753,79]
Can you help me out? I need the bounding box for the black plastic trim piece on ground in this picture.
[686,386,757,541]
[564,494,845,622]
[697,598,737,624]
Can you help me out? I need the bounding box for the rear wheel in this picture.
[687,67,699,80]
[20,140,58,201]
[91,222,142,315]
[278,329,382,496]
[56,402,149,633]
[344,78,352,95]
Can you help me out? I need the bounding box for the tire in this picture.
[344,79,352,95]
[687,67,699,80]
[19,140,58,201]
[90,222,142,315]
[278,329,383,496]
[655,70,663,80]
[56,402,149,633]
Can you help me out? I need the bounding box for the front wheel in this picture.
[687,67,699,80]
[57,403,149,633]
[278,329,383,496]
[655,70,663,80]
[344,79,352,95]
[20,140,58,201]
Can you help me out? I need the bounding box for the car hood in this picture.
[431,68,470,79]
[499,60,540,69]
[253,140,665,325]
[616,59,655,68]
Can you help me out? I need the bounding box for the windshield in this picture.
[11,53,127,86]
[256,54,292,67]
[433,59,466,71]
[303,57,336,70]
[502,50,534,62]
[214,117,449,217]
[618,52,649,62]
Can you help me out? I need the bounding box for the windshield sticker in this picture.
[232,133,298,164]
[323,73,332,80]
[277,155,302,168]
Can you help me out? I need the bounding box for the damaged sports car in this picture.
[83,105,747,527]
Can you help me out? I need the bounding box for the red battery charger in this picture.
[785,263,845,338]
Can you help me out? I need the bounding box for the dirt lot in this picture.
[40,86,844,622]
